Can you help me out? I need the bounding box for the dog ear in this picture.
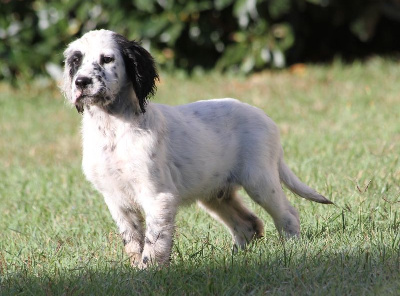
[113,33,159,113]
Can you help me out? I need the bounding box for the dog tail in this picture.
[279,159,333,204]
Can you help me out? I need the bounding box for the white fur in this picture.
[62,29,331,268]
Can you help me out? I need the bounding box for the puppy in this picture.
[62,29,332,268]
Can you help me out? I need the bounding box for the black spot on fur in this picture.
[97,125,106,136]
[75,104,84,114]
[113,33,159,113]
[92,63,102,74]
[67,51,83,78]
[245,214,257,222]
[227,172,235,183]
[245,214,262,236]
[122,238,128,246]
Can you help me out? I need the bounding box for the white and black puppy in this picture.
[62,29,332,268]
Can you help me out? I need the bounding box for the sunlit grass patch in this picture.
[1,58,399,295]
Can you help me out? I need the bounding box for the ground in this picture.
[0,57,399,295]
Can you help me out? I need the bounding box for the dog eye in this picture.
[68,52,82,67]
[72,56,81,65]
[101,55,114,64]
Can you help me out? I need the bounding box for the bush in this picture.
[1,0,400,82]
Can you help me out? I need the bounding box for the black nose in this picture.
[75,76,92,88]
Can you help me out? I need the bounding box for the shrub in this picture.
[1,0,400,82]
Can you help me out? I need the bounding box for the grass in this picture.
[0,57,399,295]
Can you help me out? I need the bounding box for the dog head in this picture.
[62,29,158,114]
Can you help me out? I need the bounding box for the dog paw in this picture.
[127,253,142,267]
[136,256,160,270]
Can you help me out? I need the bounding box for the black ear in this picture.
[113,33,159,113]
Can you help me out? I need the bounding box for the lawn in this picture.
[0,58,399,295]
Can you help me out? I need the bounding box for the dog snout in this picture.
[75,76,92,89]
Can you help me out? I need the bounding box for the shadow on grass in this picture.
[1,249,399,295]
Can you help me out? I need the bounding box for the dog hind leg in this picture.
[243,170,300,237]
[198,191,264,250]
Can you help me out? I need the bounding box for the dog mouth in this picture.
[75,95,88,113]
[74,92,113,114]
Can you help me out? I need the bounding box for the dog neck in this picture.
[86,85,141,116]
[83,89,146,135]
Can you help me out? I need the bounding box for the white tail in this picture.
[279,159,333,204]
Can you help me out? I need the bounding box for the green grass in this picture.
[1,57,399,295]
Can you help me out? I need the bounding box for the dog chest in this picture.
[81,122,154,197]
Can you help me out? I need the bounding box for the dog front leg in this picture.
[139,196,177,268]
[104,196,145,266]
[121,208,145,267]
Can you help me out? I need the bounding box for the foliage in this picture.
[1,0,400,82]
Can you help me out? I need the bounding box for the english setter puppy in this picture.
[62,29,332,268]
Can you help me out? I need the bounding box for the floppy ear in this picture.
[113,33,159,113]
